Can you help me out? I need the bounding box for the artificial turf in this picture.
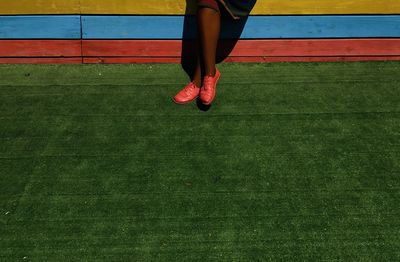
[0,61,399,260]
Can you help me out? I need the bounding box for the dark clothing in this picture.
[198,0,256,20]
[198,0,221,13]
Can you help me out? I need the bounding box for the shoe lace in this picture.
[203,76,213,92]
[183,82,197,95]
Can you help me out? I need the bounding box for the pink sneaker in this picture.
[200,68,221,105]
[172,81,200,104]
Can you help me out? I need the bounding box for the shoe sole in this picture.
[201,70,221,105]
[172,95,198,105]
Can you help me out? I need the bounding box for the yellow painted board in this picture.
[0,0,80,14]
[81,0,400,15]
[1,0,400,15]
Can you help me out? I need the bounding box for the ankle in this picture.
[192,79,201,88]
[204,67,216,77]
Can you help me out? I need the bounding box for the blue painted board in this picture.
[1,15,400,39]
[82,15,400,39]
[0,15,81,39]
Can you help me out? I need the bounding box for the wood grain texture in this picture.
[80,0,400,14]
[0,0,79,14]
[1,0,400,15]
[2,15,400,39]
[0,15,81,39]
[82,38,400,63]
[0,57,81,63]
[2,39,399,63]
[82,56,400,63]
[82,39,400,57]
[0,40,81,57]
[82,15,400,39]
[2,39,398,58]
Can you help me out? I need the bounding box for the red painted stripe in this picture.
[0,57,81,64]
[83,56,400,64]
[1,39,400,63]
[0,40,81,57]
[82,39,400,57]
[2,56,399,64]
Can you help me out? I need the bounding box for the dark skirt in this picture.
[197,0,221,13]
[197,0,257,20]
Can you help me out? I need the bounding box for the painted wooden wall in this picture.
[0,0,400,63]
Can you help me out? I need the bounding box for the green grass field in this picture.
[1,61,399,260]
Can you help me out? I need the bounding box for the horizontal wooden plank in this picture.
[0,0,80,14]
[2,38,399,64]
[81,0,400,15]
[1,38,399,59]
[2,15,400,39]
[0,40,81,57]
[0,15,81,39]
[1,0,400,15]
[83,56,400,63]
[82,39,400,57]
[82,15,400,39]
[3,56,399,64]
[0,57,81,64]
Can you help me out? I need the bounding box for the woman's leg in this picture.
[198,6,221,76]
[192,36,203,88]
[192,3,221,86]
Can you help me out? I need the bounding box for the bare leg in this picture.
[192,36,203,88]
[192,6,221,87]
